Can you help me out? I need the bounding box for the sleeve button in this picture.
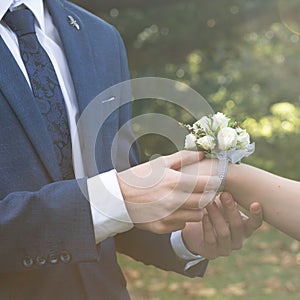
[48,253,58,264]
[60,250,71,264]
[22,256,33,268]
[36,256,47,266]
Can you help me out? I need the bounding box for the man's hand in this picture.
[117,151,220,234]
[182,192,263,259]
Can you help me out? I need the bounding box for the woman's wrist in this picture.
[224,162,239,193]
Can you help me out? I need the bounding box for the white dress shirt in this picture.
[0,0,203,264]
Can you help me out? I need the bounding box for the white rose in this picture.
[184,133,197,150]
[236,127,250,149]
[193,116,212,134]
[212,112,230,131]
[217,127,238,150]
[197,135,216,151]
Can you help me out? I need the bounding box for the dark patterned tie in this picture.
[4,8,74,179]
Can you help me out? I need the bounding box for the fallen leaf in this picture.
[185,287,217,297]
[264,277,281,290]
[222,282,246,296]
[260,254,279,264]
[147,282,166,292]
[124,268,140,280]
[285,281,296,293]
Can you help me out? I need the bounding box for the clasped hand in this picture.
[117,151,262,258]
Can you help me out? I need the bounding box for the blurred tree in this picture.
[72,0,300,178]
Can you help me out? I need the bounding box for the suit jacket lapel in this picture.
[45,0,99,114]
[0,37,61,181]
[46,0,109,177]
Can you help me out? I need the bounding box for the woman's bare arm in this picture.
[182,159,300,240]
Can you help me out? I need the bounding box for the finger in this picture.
[165,208,204,223]
[219,192,244,250]
[138,220,186,235]
[176,172,221,194]
[199,189,218,209]
[244,202,263,237]
[179,192,205,209]
[164,150,204,170]
[181,188,218,209]
[202,214,218,259]
[206,202,232,256]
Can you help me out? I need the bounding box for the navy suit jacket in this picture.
[0,0,208,299]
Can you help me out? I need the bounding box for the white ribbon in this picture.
[211,143,255,192]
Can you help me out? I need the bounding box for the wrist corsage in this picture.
[181,112,255,193]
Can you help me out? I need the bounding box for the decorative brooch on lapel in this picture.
[67,15,80,30]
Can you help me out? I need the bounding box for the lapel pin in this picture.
[102,96,116,104]
[68,15,80,30]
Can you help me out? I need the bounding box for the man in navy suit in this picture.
[0,0,263,299]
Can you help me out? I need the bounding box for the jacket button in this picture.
[60,250,71,264]
[36,256,47,266]
[48,253,58,264]
[22,256,33,268]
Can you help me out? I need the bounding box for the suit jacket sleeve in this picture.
[0,177,99,273]
[115,228,209,278]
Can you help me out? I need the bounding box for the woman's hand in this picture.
[182,192,263,259]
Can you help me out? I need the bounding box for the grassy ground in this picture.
[118,223,300,300]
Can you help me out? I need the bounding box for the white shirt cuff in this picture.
[87,169,133,244]
[170,230,206,271]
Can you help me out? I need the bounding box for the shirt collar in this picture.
[0,0,45,32]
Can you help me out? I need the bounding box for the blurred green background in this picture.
[74,1,300,299]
